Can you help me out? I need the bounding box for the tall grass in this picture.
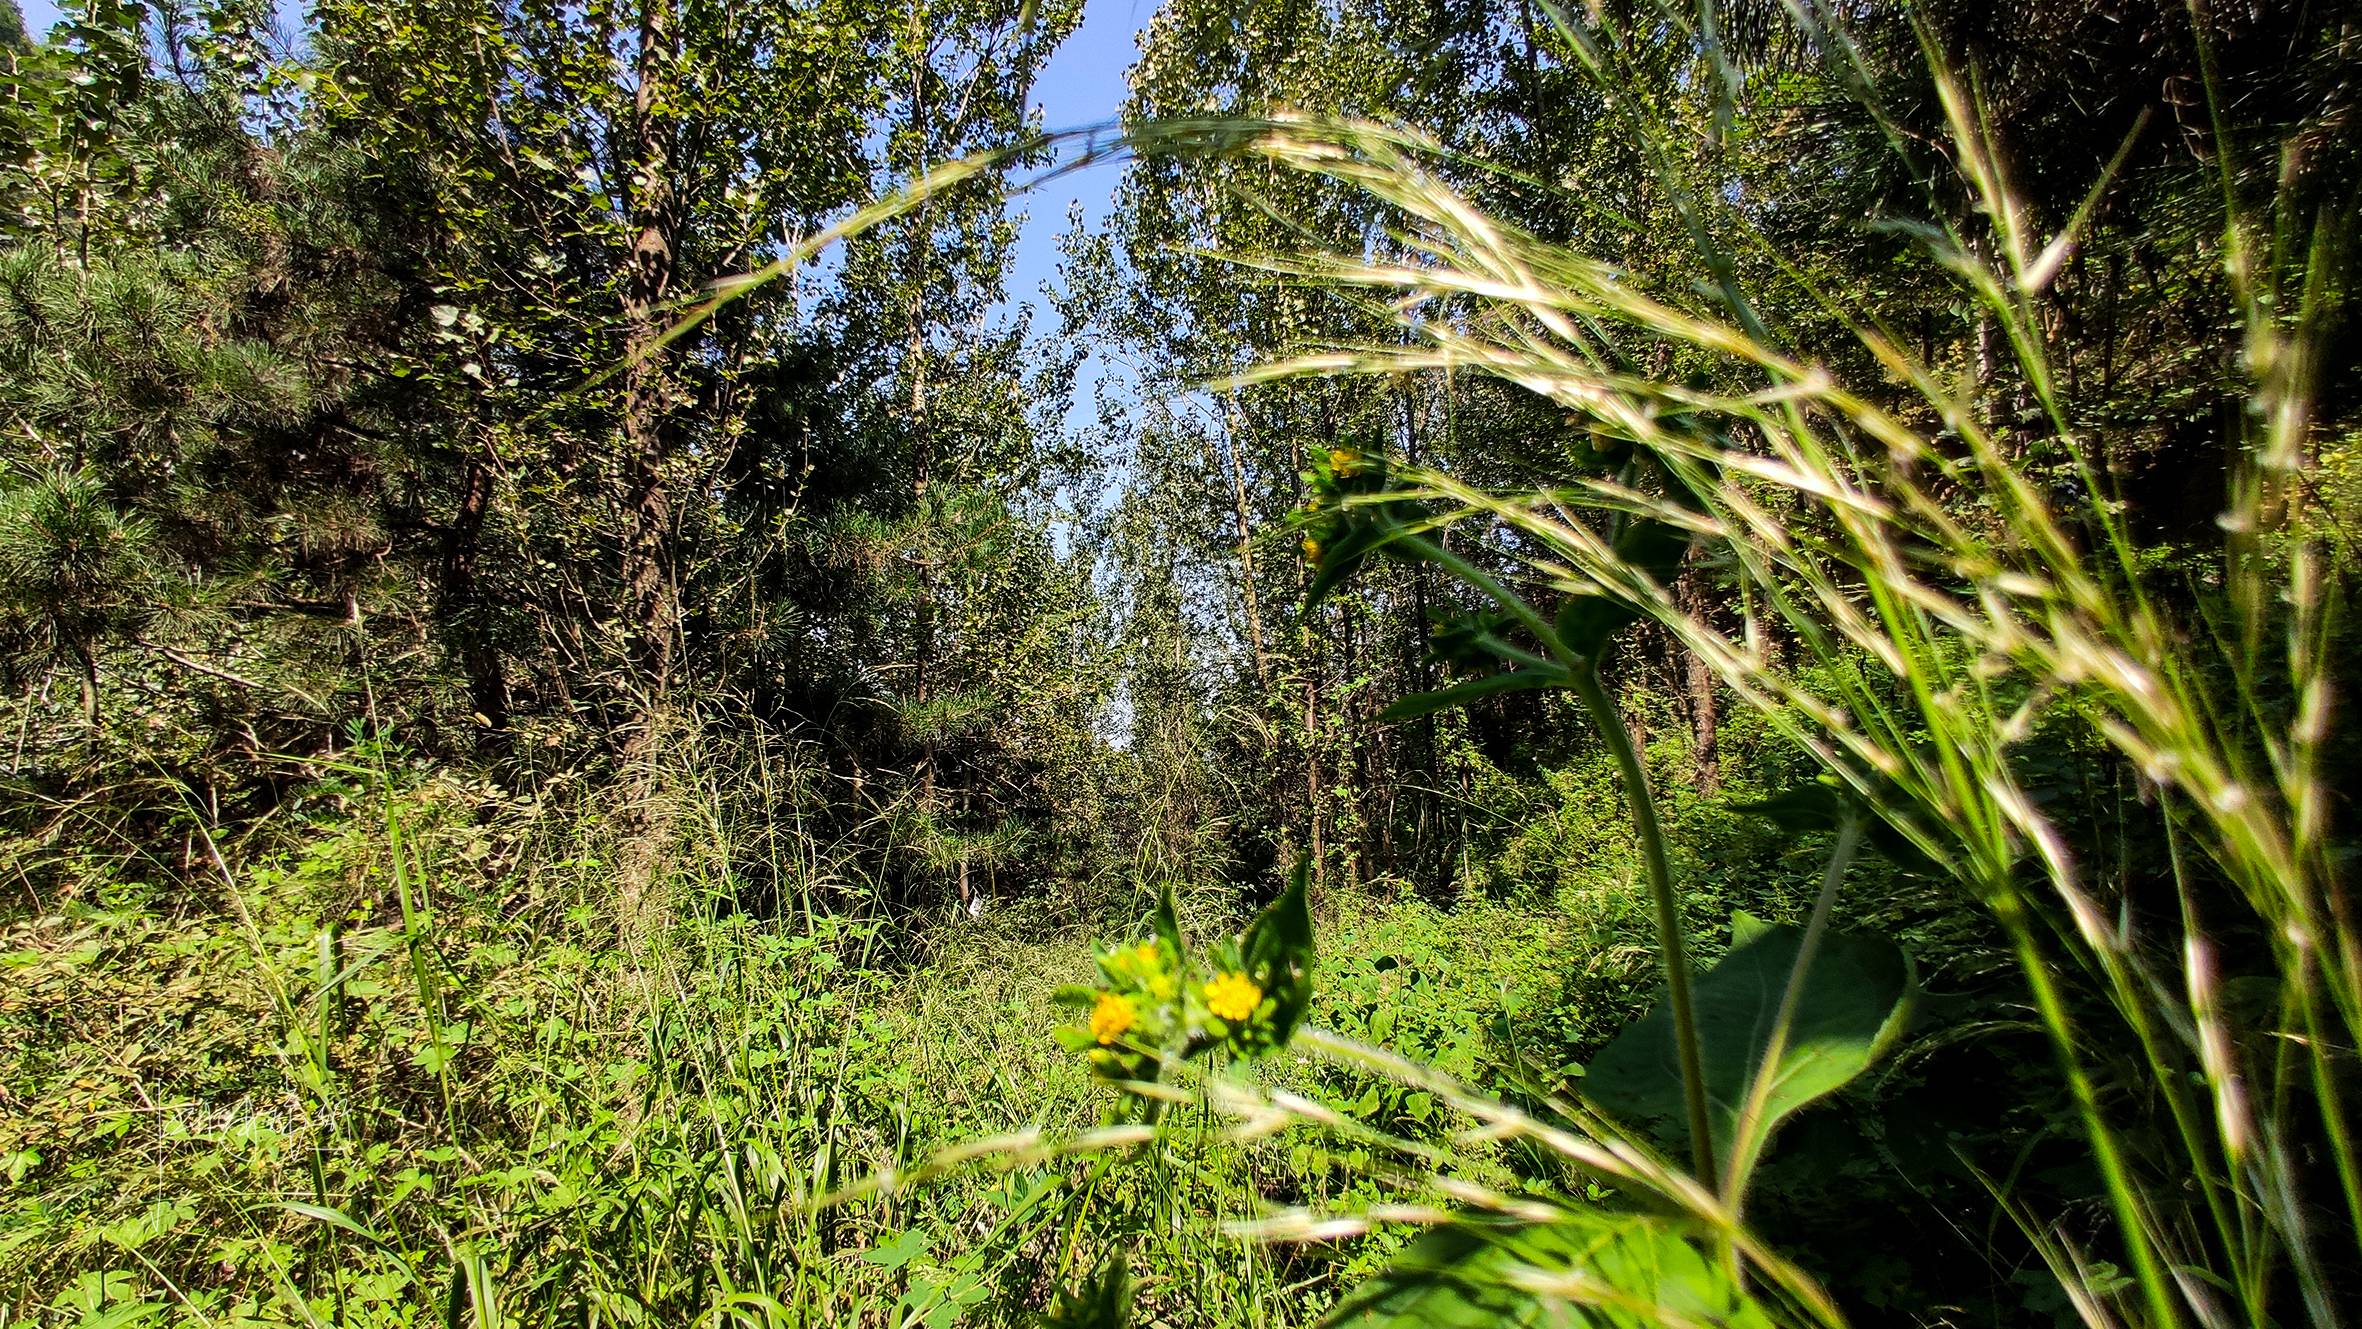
[1150,5,2354,1325]
[8,1,2344,1321]
[3,707,1349,1326]
[602,6,2351,1320]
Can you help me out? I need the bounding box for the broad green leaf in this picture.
[98,1200,192,1251]
[1305,510,1416,608]
[1039,1255,1134,1329]
[1241,862,1314,1044]
[1619,517,1691,585]
[49,1271,166,1329]
[1729,909,1772,947]
[1583,924,1913,1161]
[1729,781,1851,831]
[1734,780,1937,871]
[1324,1211,1777,1329]
[1553,591,1641,660]
[862,1228,931,1271]
[1426,608,1544,671]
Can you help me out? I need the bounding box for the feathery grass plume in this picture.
[523,17,2350,1318]
[1199,17,2352,1328]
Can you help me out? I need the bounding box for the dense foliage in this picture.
[0,0,2354,1325]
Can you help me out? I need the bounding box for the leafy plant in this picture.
[1326,1213,1777,1329]
[1582,922,1913,1179]
[1217,9,2353,1321]
[1053,868,1314,1089]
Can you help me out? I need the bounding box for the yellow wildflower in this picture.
[1301,536,1322,563]
[1203,972,1263,1023]
[1090,991,1137,1045]
[1129,942,1178,999]
[1327,447,1359,475]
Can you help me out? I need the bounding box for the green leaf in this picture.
[1324,1211,1778,1329]
[1304,510,1415,608]
[1554,592,1642,661]
[99,1200,192,1251]
[1729,910,1772,947]
[1620,515,1691,585]
[1425,608,1534,670]
[862,1228,931,1271]
[1731,781,1850,832]
[1553,519,1688,661]
[1242,862,1314,1045]
[1152,881,1185,958]
[1036,1254,1134,1329]
[277,1201,390,1251]
[1381,668,1569,721]
[1734,780,1936,870]
[1583,924,1913,1162]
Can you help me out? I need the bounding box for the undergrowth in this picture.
[1,739,1685,1327]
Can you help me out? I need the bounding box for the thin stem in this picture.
[1570,661,1717,1193]
[1399,528,1717,1191]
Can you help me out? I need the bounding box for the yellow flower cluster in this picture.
[1090,991,1137,1046]
[1067,907,1297,1084]
[1203,971,1262,1023]
[1111,941,1178,999]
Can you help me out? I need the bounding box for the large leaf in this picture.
[1304,509,1420,608]
[1152,880,1186,958]
[1036,1255,1134,1329]
[1324,1211,1777,1329]
[1583,924,1913,1162]
[1426,607,1532,671]
[1241,862,1315,1044]
[1553,591,1642,662]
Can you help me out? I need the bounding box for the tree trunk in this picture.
[441,429,510,747]
[1303,642,1322,889]
[902,34,942,890]
[1289,421,1321,893]
[1676,548,1718,795]
[614,0,680,926]
[619,0,680,716]
[72,642,97,725]
[1217,396,1271,694]
[1399,374,1440,889]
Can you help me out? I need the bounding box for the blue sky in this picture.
[1009,0,1152,310]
